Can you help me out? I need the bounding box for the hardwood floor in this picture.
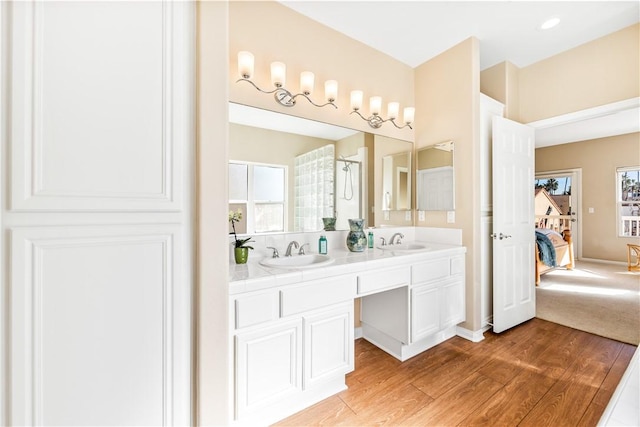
[274,319,636,426]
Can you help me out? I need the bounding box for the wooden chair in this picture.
[627,243,640,272]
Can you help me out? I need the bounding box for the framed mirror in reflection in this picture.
[417,141,455,211]
[228,103,412,233]
[382,151,412,211]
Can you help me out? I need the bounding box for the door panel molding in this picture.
[10,225,187,426]
[9,1,183,211]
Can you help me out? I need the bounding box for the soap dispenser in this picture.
[319,235,328,254]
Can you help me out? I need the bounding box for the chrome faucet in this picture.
[390,233,404,245]
[285,240,299,257]
[266,246,280,258]
[298,243,309,255]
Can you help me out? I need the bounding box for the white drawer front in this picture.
[235,291,280,329]
[412,258,450,284]
[280,276,356,317]
[358,266,410,295]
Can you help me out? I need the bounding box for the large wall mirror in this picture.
[228,103,412,233]
[416,140,454,211]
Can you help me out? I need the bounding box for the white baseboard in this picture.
[456,326,486,342]
[579,257,627,267]
[354,326,363,339]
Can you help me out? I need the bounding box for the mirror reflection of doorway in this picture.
[534,169,582,259]
[397,167,409,210]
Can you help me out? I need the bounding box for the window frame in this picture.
[616,166,640,238]
[229,160,288,234]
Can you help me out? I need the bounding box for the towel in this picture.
[535,230,557,267]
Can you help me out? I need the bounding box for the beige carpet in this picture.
[536,260,640,345]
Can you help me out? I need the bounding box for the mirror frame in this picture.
[416,140,455,211]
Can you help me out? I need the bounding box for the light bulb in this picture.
[350,90,363,111]
[370,96,382,116]
[300,71,314,95]
[237,51,254,79]
[325,80,338,102]
[387,102,399,120]
[270,62,286,87]
[403,107,415,124]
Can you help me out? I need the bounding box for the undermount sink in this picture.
[377,243,430,252]
[260,254,335,269]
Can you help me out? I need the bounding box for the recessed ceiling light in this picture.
[540,17,561,30]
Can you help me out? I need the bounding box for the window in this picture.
[617,167,640,237]
[229,161,287,234]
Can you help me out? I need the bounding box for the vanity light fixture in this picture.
[236,51,338,109]
[350,90,414,129]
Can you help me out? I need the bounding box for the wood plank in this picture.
[411,333,517,398]
[339,339,459,412]
[578,343,636,426]
[272,396,358,426]
[518,333,625,427]
[459,366,558,426]
[273,320,634,427]
[348,383,434,425]
[403,372,503,426]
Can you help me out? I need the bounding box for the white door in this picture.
[492,116,536,333]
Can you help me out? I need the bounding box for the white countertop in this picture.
[229,242,466,295]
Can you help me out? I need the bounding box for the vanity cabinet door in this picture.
[303,302,354,389]
[235,318,302,419]
[440,278,465,329]
[411,283,440,343]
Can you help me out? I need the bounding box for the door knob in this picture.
[490,233,512,240]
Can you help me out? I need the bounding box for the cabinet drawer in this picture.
[234,290,280,329]
[412,258,450,284]
[358,266,410,295]
[280,276,356,317]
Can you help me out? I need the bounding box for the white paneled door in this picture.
[492,116,536,333]
[3,1,194,425]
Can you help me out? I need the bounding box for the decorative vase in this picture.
[234,247,249,264]
[346,218,367,252]
[322,217,336,231]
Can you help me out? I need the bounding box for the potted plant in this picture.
[229,209,254,264]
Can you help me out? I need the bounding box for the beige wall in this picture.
[228,1,415,141]
[535,132,640,262]
[414,37,482,331]
[520,23,639,122]
[481,24,638,123]
[336,132,365,159]
[196,1,230,425]
[480,61,521,121]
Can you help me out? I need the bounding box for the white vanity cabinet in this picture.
[231,276,356,425]
[235,317,303,418]
[361,251,466,361]
[230,245,466,425]
[303,302,353,389]
[412,254,466,332]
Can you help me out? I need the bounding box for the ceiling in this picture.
[279,1,639,70]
